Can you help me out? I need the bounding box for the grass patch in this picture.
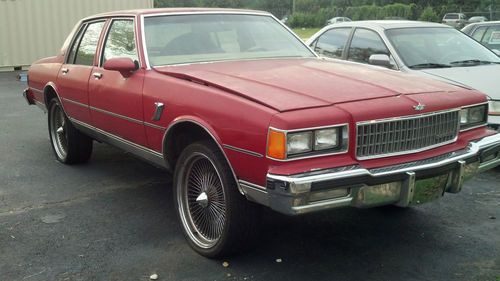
[291,28,321,40]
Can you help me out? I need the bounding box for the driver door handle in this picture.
[61,68,69,74]
[93,72,103,79]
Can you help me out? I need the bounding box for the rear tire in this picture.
[48,98,93,164]
[173,140,259,258]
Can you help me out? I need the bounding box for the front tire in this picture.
[48,98,93,164]
[173,141,259,258]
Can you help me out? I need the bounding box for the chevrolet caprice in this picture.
[23,8,500,257]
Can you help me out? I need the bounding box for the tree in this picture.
[419,6,439,22]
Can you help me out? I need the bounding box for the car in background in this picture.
[468,16,488,23]
[326,17,351,25]
[462,21,500,54]
[442,13,468,29]
[306,21,500,129]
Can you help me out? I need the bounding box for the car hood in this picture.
[420,64,500,100]
[155,58,466,112]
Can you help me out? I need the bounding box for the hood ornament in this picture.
[413,103,426,111]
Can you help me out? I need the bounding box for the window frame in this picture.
[346,27,393,66]
[65,23,87,64]
[98,17,141,68]
[310,27,354,60]
[66,19,107,66]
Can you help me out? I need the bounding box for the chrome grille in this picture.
[356,110,460,159]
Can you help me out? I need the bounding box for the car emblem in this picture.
[413,103,426,111]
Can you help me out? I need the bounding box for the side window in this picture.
[74,21,105,66]
[472,26,488,41]
[313,28,351,59]
[348,28,389,64]
[102,19,138,65]
[481,26,500,49]
[67,25,86,64]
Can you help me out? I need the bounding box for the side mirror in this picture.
[103,57,139,77]
[492,49,500,56]
[369,54,393,68]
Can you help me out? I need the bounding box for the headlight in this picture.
[489,100,500,116]
[267,125,347,160]
[460,104,488,130]
[287,131,313,155]
[314,128,339,150]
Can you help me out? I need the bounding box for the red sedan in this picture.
[23,8,500,257]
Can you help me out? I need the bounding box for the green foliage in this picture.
[419,6,439,22]
[154,0,500,27]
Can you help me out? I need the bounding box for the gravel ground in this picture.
[0,71,499,281]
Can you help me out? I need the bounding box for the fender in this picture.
[163,116,241,192]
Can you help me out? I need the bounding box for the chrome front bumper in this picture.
[240,134,500,215]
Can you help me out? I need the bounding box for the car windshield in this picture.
[386,27,500,69]
[143,14,315,66]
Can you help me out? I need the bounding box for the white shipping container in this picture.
[0,0,153,70]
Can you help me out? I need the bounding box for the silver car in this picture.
[306,21,500,128]
[462,21,500,54]
[442,13,468,29]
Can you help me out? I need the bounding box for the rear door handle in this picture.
[93,72,103,79]
[61,68,69,74]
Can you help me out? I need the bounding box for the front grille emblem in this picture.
[413,103,426,111]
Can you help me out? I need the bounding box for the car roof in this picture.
[327,20,450,31]
[466,20,500,27]
[84,8,268,20]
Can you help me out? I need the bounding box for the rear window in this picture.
[444,14,459,20]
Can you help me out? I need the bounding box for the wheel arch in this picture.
[43,82,66,113]
[163,117,240,188]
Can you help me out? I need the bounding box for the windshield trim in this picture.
[140,12,318,69]
[384,26,500,69]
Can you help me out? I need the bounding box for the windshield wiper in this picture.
[409,63,452,69]
[449,59,500,66]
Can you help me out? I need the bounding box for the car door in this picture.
[310,27,353,60]
[88,17,147,146]
[57,20,106,124]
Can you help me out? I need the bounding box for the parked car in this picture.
[24,10,500,257]
[306,21,500,129]
[462,21,500,54]
[468,16,488,23]
[442,13,468,29]
[326,17,351,25]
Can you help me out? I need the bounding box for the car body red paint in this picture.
[24,8,500,256]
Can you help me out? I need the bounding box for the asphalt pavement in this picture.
[0,71,499,281]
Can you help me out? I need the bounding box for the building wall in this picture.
[0,0,153,69]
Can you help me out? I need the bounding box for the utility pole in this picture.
[292,0,296,15]
[489,3,493,21]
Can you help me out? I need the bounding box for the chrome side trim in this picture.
[90,106,143,125]
[223,144,263,158]
[70,117,167,169]
[62,97,89,108]
[61,97,167,130]
[266,123,349,162]
[144,122,166,131]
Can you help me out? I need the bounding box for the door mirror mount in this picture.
[103,57,139,77]
[368,54,393,68]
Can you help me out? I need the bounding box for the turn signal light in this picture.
[267,129,286,160]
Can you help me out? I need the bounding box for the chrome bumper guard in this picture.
[240,134,500,215]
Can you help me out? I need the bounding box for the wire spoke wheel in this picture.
[178,152,227,249]
[49,102,68,160]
